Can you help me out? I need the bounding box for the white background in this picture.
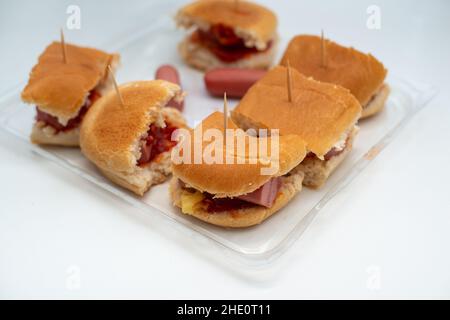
[0,0,449,299]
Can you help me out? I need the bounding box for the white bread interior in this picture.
[294,126,359,189]
[171,112,307,198]
[178,36,277,71]
[361,84,390,119]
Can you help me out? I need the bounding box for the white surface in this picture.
[0,0,449,299]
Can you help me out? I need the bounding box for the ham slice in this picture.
[238,177,282,208]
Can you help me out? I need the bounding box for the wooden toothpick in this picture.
[223,92,228,145]
[60,28,67,64]
[108,65,125,107]
[320,29,326,68]
[286,60,293,103]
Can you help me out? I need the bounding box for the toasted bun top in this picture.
[21,42,118,124]
[176,0,277,50]
[280,35,387,105]
[232,66,361,157]
[171,111,306,198]
[80,80,185,174]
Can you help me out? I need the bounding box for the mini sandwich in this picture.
[175,0,277,71]
[232,66,362,188]
[80,80,187,196]
[170,111,307,228]
[21,42,119,146]
[280,35,388,119]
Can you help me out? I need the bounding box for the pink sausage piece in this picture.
[155,64,184,111]
[204,68,267,98]
[238,177,282,208]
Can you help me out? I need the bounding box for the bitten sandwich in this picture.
[80,80,187,196]
[21,42,119,146]
[280,35,388,119]
[175,0,278,71]
[232,66,362,188]
[170,111,307,228]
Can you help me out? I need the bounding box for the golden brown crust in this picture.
[80,80,185,176]
[280,35,387,106]
[99,151,172,196]
[81,85,187,196]
[232,66,361,158]
[21,42,119,125]
[176,0,277,50]
[170,170,304,228]
[361,84,390,119]
[171,111,307,198]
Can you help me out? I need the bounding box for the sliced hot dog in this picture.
[155,64,184,111]
[204,68,267,98]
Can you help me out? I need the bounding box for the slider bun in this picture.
[361,84,390,119]
[176,0,277,50]
[31,122,79,147]
[170,170,304,228]
[80,81,186,196]
[21,42,119,125]
[178,36,276,71]
[280,35,387,106]
[294,126,358,188]
[232,66,361,158]
[171,111,307,198]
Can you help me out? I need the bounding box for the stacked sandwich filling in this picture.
[178,177,282,213]
[137,122,179,166]
[280,35,387,118]
[190,24,272,63]
[35,90,101,133]
[306,131,351,161]
[170,111,309,228]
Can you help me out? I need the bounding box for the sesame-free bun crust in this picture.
[170,170,304,228]
[178,36,276,71]
[280,35,387,106]
[21,42,119,125]
[171,111,307,198]
[99,152,173,196]
[176,0,277,50]
[80,81,186,195]
[232,66,361,158]
[361,84,390,119]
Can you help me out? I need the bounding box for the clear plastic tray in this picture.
[0,13,437,267]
